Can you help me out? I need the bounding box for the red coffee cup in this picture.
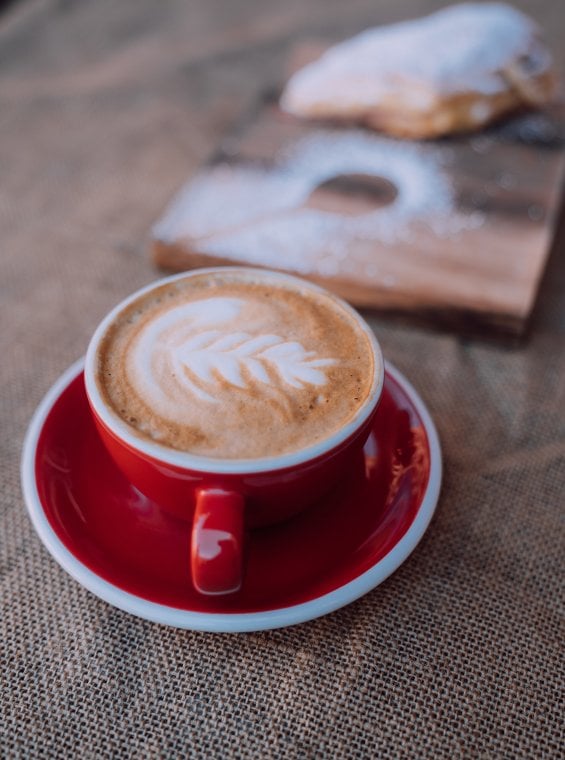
[84,268,384,595]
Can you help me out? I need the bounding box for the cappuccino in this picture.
[95,270,377,459]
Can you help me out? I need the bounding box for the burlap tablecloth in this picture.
[1,1,563,757]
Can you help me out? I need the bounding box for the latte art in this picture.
[130,297,336,405]
[96,271,377,458]
[175,331,334,393]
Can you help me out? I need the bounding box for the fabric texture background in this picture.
[1,1,563,757]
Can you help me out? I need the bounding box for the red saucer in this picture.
[22,360,441,630]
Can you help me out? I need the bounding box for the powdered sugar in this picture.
[154,130,481,280]
[281,3,549,116]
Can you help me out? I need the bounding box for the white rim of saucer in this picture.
[21,357,442,633]
[83,267,384,474]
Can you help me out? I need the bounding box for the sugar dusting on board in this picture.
[154,130,484,280]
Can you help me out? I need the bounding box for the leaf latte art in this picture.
[97,272,376,458]
[173,330,335,401]
[129,297,336,405]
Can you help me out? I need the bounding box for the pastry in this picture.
[280,3,557,139]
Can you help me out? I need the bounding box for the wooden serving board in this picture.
[152,54,565,339]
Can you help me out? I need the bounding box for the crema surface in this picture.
[96,272,376,459]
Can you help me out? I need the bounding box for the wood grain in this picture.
[152,46,565,340]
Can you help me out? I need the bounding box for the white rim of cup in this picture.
[84,267,384,475]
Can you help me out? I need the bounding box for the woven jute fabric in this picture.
[1,1,564,758]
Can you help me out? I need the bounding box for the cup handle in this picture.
[191,488,245,595]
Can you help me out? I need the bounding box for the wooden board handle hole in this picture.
[307,173,399,216]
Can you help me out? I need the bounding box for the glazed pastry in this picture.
[280,3,557,139]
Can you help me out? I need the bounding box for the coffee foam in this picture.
[96,272,375,458]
